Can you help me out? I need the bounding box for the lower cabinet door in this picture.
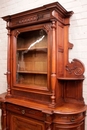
[9,114,45,130]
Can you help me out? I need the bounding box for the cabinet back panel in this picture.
[18,52,47,72]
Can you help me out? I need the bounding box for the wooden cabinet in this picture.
[0,2,87,130]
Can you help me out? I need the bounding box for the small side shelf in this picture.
[57,77,85,80]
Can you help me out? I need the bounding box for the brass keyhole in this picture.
[21,110,25,114]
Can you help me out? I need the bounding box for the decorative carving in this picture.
[65,59,85,78]
[14,30,20,38]
[16,13,50,26]
[45,114,52,130]
[51,20,56,29]
[17,15,38,24]
[44,24,52,32]
[37,14,43,20]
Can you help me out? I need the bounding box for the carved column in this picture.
[6,21,11,96]
[45,114,53,130]
[51,20,56,107]
[1,103,7,130]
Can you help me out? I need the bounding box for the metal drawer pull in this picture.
[71,117,75,122]
[21,110,25,114]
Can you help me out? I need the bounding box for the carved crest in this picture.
[65,59,85,78]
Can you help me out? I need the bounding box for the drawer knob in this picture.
[21,110,25,114]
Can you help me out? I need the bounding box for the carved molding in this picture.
[11,13,51,28]
[17,13,50,25]
[17,15,38,25]
[65,59,85,78]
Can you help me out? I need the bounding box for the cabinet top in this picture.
[0,93,87,114]
[2,2,73,29]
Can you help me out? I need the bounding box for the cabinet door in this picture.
[12,26,52,92]
[16,29,47,87]
[10,114,45,130]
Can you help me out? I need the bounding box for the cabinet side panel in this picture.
[57,23,64,77]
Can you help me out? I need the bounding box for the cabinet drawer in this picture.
[6,103,45,121]
[54,113,84,124]
[53,121,84,130]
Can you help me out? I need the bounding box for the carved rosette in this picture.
[65,59,85,78]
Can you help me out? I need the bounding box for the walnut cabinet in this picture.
[0,2,87,130]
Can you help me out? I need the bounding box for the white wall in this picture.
[0,0,87,129]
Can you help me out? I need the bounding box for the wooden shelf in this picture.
[54,102,87,114]
[58,77,85,80]
[17,70,47,74]
[17,47,47,51]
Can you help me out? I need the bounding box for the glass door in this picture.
[16,29,48,89]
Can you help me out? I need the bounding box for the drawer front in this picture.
[54,113,84,124]
[54,121,84,130]
[6,103,45,121]
[55,128,81,130]
[54,127,83,130]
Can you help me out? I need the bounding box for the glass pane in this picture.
[16,29,47,88]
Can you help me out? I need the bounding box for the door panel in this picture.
[10,114,45,130]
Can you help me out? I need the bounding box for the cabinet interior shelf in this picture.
[17,47,47,51]
[17,70,47,74]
